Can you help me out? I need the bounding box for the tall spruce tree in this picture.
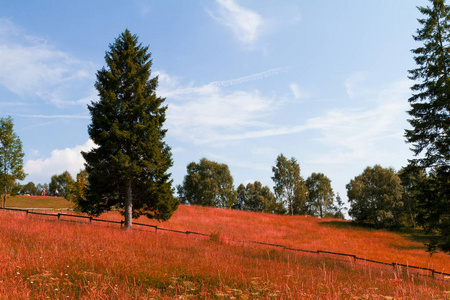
[0,116,26,208]
[406,0,450,169]
[406,0,450,252]
[81,30,178,228]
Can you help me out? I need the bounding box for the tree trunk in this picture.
[3,185,6,208]
[124,179,133,229]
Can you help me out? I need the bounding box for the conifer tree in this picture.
[406,0,450,169]
[81,30,178,228]
[406,0,450,252]
[0,116,26,208]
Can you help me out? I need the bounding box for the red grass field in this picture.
[0,201,449,299]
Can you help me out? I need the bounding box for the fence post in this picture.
[392,263,398,274]
[120,220,124,228]
[57,213,60,220]
[89,217,92,223]
[431,269,435,278]
[26,210,29,216]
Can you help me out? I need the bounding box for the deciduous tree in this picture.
[81,30,178,228]
[236,181,283,213]
[0,116,26,208]
[19,182,38,196]
[305,173,334,218]
[49,171,75,198]
[272,154,308,215]
[346,165,403,228]
[177,158,237,208]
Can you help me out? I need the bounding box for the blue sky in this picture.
[0,0,427,208]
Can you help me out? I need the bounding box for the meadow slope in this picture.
[101,204,449,274]
[0,199,449,299]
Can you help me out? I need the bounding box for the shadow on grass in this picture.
[394,227,434,245]
[319,220,433,250]
[319,220,376,231]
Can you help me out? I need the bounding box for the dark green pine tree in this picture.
[81,30,179,229]
[406,0,450,253]
[406,0,450,168]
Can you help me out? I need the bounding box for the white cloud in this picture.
[210,0,263,45]
[167,88,275,144]
[157,69,283,144]
[159,69,411,172]
[24,140,97,183]
[0,18,97,106]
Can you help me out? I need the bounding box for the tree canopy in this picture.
[81,30,178,228]
[177,158,237,208]
[305,172,334,218]
[346,165,404,228]
[406,0,450,169]
[236,181,284,213]
[271,154,308,215]
[0,116,26,208]
[406,0,450,253]
[49,171,74,198]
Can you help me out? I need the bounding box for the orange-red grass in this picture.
[0,207,449,299]
[98,205,449,275]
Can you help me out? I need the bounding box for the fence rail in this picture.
[1,207,448,279]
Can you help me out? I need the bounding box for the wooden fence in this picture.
[1,207,448,280]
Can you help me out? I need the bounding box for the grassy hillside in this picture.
[5,195,72,209]
[97,205,449,274]
[0,205,448,299]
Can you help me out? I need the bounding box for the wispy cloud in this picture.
[156,67,285,98]
[209,0,263,45]
[167,89,275,144]
[289,83,312,100]
[307,79,411,166]
[213,67,287,87]
[345,72,367,99]
[0,18,97,106]
[157,69,285,144]
[12,113,90,119]
[160,67,411,171]
[136,0,152,17]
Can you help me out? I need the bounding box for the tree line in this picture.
[177,155,345,219]
[0,0,448,253]
[175,156,444,234]
[15,170,87,199]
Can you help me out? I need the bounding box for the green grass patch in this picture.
[4,195,72,209]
